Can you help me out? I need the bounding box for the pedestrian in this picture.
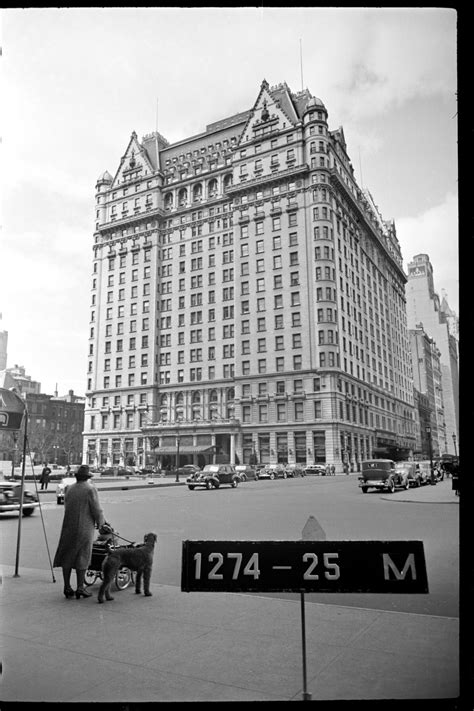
[330,464,335,476]
[325,464,331,477]
[53,464,105,599]
[40,463,51,490]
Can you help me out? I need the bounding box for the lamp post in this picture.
[53,444,59,466]
[426,426,434,484]
[452,433,458,457]
[175,418,181,482]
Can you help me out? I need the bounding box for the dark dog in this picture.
[98,532,157,603]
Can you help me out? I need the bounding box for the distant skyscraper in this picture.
[0,314,7,371]
[83,79,417,471]
[406,254,459,453]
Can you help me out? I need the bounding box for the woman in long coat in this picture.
[53,465,105,599]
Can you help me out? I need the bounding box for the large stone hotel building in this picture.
[83,80,416,472]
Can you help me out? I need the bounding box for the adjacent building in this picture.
[406,254,459,454]
[83,79,417,472]
[409,325,446,456]
[24,390,85,466]
[4,364,41,396]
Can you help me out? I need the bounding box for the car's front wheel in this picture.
[231,478,238,487]
[206,481,212,490]
[387,480,395,493]
[361,487,368,494]
[187,485,195,490]
[270,473,275,480]
[22,508,34,516]
[404,479,410,490]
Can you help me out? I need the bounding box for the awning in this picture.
[153,445,216,455]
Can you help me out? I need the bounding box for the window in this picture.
[273,255,282,269]
[294,401,304,421]
[272,216,281,231]
[293,355,302,370]
[256,221,264,235]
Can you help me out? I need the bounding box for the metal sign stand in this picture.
[300,591,312,701]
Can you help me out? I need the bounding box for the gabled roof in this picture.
[111,131,156,187]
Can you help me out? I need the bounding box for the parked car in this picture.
[256,466,277,480]
[395,461,421,488]
[284,463,305,478]
[358,459,410,493]
[273,463,289,479]
[178,464,201,478]
[0,480,39,516]
[304,464,326,476]
[235,465,258,481]
[416,461,436,485]
[55,476,77,505]
[100,467,131,477]
[186,464,240,490]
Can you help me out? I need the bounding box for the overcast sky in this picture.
[0,7,458,397]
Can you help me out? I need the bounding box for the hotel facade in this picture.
[83,80,416,472]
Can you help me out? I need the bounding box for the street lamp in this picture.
[53,444,59,466]
[426,426,434,484]
[452,433,458,457]
[175,417,182,482]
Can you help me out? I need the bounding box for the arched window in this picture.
[193,183,202,202]
[164,192,173,210]
[223,174,233,190]
[226,387,235,401]
[160,394,168,406]
[208,178,218,199]
[175,392,184,405]
[192,391,201,404]
[209,389,218,403]
[178,188,187,207]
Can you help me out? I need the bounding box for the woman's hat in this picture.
[75,465,92,481]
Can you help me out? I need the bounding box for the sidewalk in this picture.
[2,477,459,703]
[0,565,459,703]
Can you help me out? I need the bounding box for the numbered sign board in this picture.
[181,540,428,594]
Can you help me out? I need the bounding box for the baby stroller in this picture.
[84,523,138,590]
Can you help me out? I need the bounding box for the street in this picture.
[1,475,459,617]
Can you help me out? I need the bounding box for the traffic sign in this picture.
[181,540,428,593]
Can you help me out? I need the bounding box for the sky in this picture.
[0,7,458,397]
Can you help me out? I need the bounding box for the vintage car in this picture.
[186,464,239,490]
[177,464,201,478]
[395,461,422,488]
[56,476,78,504]
[0,480,39,516]
[416,461,436,485]
[235,465,258,481]
[304,464,326,476]
[358,459,410,494]
[256,465,282,480]
[284,463,305,478]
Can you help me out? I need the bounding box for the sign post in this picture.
[182,539,428,701]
